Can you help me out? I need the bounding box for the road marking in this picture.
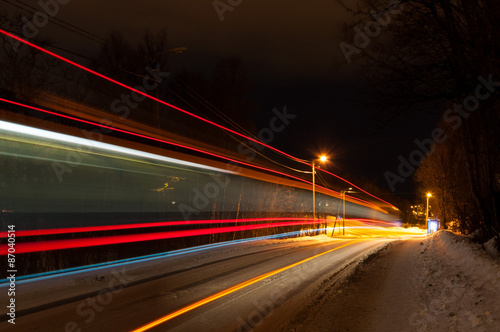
[131,239,363,331]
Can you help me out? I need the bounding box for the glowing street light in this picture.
[312,155,328,221]
[425,192,432,234]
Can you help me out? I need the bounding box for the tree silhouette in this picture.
[338,0,500,243]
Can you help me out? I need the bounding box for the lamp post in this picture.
[340,187,353,236]
[425,192,432,234]
[342,190,346,236]
[312,155,327,222]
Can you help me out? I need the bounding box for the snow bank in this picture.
[412,230,500,331]
[434,231,500,281]
[484,237,500,259]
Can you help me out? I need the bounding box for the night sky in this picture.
[2,0,440,199]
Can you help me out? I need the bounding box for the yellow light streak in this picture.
[131,239,362,332]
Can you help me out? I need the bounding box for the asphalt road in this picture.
[6,237,395,332]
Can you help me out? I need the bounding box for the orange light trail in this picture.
[130,239,362,332]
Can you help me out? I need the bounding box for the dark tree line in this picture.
[0,10,257,149]
[338,0,499,244]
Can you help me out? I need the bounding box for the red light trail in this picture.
[0,217,319,237]
[0,98,313,186]
[0,220,328,255]
[0,29,300,163]
[0,28,396,209]
[0,99,382,210]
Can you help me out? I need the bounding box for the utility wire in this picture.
[171,77,316,174]
[5,0,106,45]
[168,86,312,174]
[172,77,254,137]
[0,25,396,209]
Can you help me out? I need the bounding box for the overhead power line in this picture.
[3,0,106,45]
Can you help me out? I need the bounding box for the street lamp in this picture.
[425,192,432,234]
[340,187,354,236]
[312,155,328,221]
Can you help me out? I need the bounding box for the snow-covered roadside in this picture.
[275,230,500,332]
[410,230,500,331]
[483,237,500,259]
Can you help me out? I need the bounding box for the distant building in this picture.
[408,203,433,225]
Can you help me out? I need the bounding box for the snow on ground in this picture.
[483,237,500,259]
[412,230,500,331]
[275,230,500,332]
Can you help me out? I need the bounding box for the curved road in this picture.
[9,236,405,332]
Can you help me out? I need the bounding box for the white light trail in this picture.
[0,120,235,174]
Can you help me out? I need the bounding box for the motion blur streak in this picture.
[2,217,323,237]
[0,101,320,189]
[325,218,426,238]
[131,239,362,332]
[0,100,382,210]
[0,221,329,255]
[0,28,394,208]
[0,119,230,174]
[1,229,323,284]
